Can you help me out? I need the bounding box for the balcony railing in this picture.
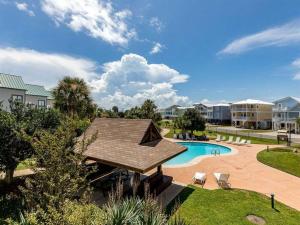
[272,107,288,112]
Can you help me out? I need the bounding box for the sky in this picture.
[1,0,300,109]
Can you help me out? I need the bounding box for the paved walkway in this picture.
[163,141,300,211]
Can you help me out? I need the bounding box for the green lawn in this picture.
[165,129,278,145]
[16,158,36,171]
[168,186,300,225]
[257,148,300,177]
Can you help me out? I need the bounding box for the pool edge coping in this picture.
[163,140,238,168]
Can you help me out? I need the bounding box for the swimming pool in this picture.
[165,142,231,166]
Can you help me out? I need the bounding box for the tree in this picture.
[52,76,95,118]
[140,99,162,123]
[112,106,119,114]
[173,116,190,132]
[0,111,33,184]
[183,108,206,133]
[20,119,93,215]
[125,99,162,124]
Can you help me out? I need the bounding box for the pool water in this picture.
[165,142,231,166]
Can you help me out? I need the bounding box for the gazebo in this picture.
[80,118,187,195]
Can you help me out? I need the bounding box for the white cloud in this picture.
[15,2,35,16]
[0,47,98,88]
[292,58,300,80]
[150,42,163,54]
[149,17,164,32]
[40,0,136,46]
[219,20,300,55]
[93,53,189,108]
[0,48,189,109]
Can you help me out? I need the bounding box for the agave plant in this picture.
[105,197,142,225]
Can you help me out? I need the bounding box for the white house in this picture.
[272,97,300,133]
[0,73,27,111]
[0,73,53,111]
[231,99,273,129]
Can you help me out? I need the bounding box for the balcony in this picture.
[272,107,288,112]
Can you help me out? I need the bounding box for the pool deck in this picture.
[163,138,300,211]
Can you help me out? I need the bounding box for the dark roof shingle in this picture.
[80,118,186,173]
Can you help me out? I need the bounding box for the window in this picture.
[38,100,45,107]
[278,103,282,109]
[12,95,23,102]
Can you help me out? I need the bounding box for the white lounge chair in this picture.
[238,139,247,145]
[246,140,251,146]
[226,136,233,144]
[186,133,192,140]
[178,134,183,139]
[193,172,206,185]
[214,172,230,188]
[233,137,241,145]
[216,134,221,142]
[173,134,177,139]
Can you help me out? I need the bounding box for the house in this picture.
[176,106,195,117]
[272,97,300,133]
[206,103,231,124]
[0,73,27,111]
[193,103,208,119]
[25,84,50,108]
[0,73,53,111]
[158,105,180,119]
[231,99,273,129]
[79,118,187,195]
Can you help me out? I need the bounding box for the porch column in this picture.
[157,165,162,174]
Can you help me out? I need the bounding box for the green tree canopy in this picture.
[0,111,33,184]
[125,99,162,124]
[183,108,206,133]
[52,76,96,118]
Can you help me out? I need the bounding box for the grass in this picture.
[257,147,300,177]
[165,129,279,145]
[168,186,300,225]
[16,158,36,171]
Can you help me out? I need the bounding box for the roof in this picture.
[79,118,187,173]
[213,103,230,107]
[273,96,300,104]
[232,99,273,105]
[0,73,27,90]
[25,84,50,97]
[177,106,195,110]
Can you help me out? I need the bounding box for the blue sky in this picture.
[1,0,300,109]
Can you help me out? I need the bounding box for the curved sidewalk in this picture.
[163,141,300,211]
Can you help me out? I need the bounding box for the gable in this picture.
[140,122,162,144]
[274,97,299,109]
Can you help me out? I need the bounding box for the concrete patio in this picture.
[163,140,300,211]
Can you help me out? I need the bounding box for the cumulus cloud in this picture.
[93,53,189,108]
[150,42,163,54]
[149,17,164,32]
[219,19,300,55]
[40,0,136,46]
[0,48,189,109]
[15,2,35,16]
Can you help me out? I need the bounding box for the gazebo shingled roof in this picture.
[80,118,187,173]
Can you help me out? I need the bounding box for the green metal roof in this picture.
[46,90,54,100]
[25,84,50,97]
[0,73,27,90]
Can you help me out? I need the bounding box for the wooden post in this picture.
[157,165,162,174]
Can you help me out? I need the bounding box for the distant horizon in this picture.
[1,0,300,109]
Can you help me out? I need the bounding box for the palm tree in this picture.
[52,76,94,118]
